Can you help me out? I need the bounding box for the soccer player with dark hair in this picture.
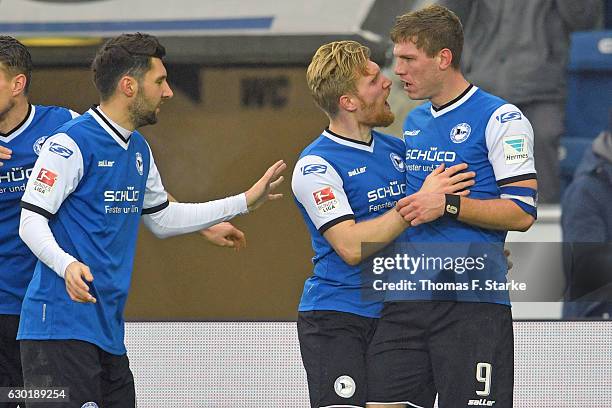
[17,33,285,407]
[0,36,78,408]
[366,6,537,408]
[292,40,474,408]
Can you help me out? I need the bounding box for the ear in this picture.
[338,94,359,113]
[11,73,27,96]
[118,75,138,97]
[438,48,454,70]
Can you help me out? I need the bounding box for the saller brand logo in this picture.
[348,166,366,177]
[404,129,420,136]
[98,160,115,167]
[468,399,495,406]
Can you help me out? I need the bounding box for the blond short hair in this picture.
[306,40,370,117]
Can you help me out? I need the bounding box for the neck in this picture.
[98,100,135,131]
[430,71,470,108]
[0,97,29,134]
[328,115,372,144]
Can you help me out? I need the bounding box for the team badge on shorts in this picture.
[135,152,144,176]
[81,403,99,408]
[33,136,48,156]
[334,375,356,398]
[450,123,472,143]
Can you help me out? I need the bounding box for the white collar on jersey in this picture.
[430,85,479,118]
[0,104,36,143]
[322,129,375,153]
[88,106,133,150]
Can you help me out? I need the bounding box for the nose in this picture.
[393,58,404,76]
[382,74,392,89]
[163,82,174,99]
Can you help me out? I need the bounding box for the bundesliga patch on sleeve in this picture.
[312,186,339,215]
[503,134,529,164]
[32,168,58,195]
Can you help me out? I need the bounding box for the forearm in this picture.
[325,209,409,265]
[143,194,247,239]
[457,197,534,231]
[19,209,76,278]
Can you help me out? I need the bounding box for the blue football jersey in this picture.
[18,107,168,355]
[0,105,75,315]
[398,85,536,305]
[292,129,408,318]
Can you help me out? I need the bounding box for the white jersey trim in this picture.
[88,107,131,150]
[322,130,375,153]
[430,85,479,118]
[0,104,36,143]
[142,142,169,212]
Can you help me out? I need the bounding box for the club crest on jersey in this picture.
[312,186,339,215]
[49,142,74,158]
[390,152,405,172]
[32,168,58,195]
[450,123,472,143]
[302,164,327,175]
[33,136,48,156]
[135,152,143,176]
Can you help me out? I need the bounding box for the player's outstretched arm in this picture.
[323,163,474,265]
[199,222,246,250]
[245,159,286,211]
[0,145,11,166]
[142,160,286,239]
[167,193,246,249]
